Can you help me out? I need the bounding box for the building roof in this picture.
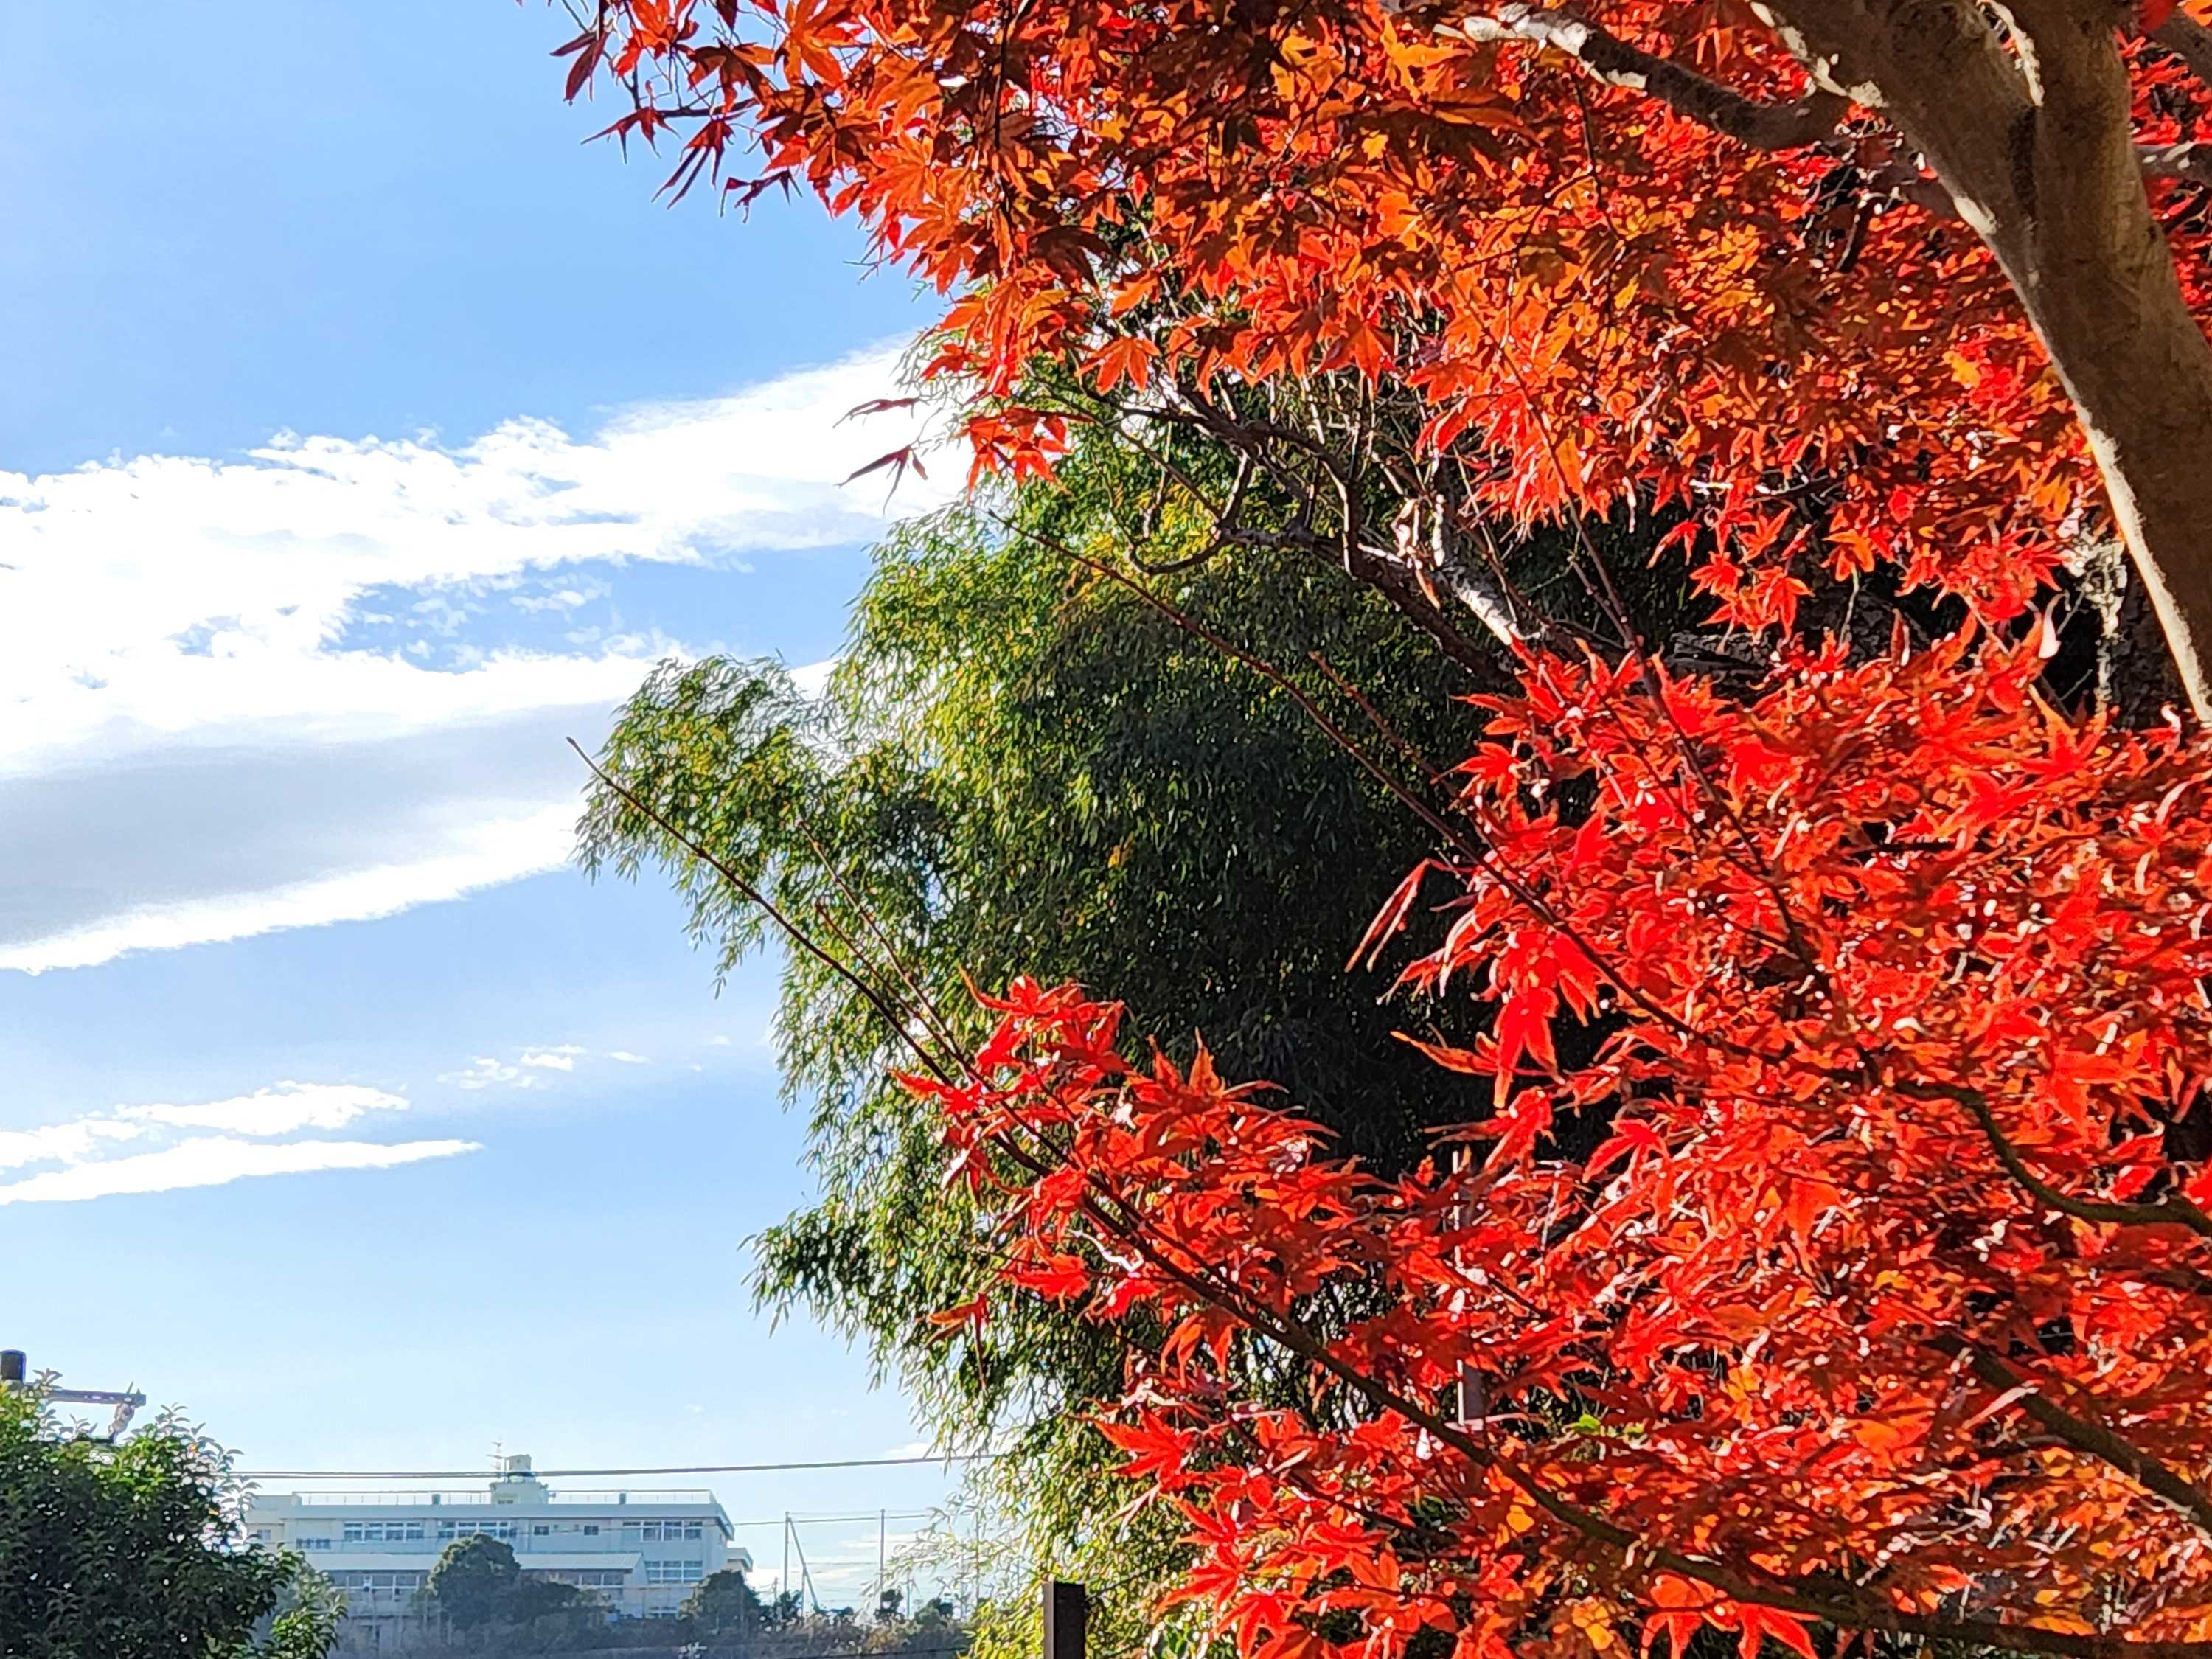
[251,1491,726,1516]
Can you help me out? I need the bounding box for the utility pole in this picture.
[789,1518,821,1615]
[782,1512,791,1620]
[877,1506,888,1615]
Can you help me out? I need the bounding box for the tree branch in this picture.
[1897,1078,2212,1240]
[567,737,961,1089]
[1433,4,1848,150]
[2154,12,2212,90]
[1941,1339,2212,1539]
[2140,139,2212,190]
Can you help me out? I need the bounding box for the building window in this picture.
[582,1523,599,1536]
[297,1537,333,1552]
[644,1559,706,1585]
[637,1520,704,1543]
[329,1571,425,1596]
[341,1521,426,1543]
[435,1520,515,1541]
[532,1523,551,1536]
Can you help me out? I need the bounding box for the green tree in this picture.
[425,1534,521,1632]
[0,1386,337,1659]
[579,428,1520,1654]
[505,1575,601,1650]
[681,1565,767,1638]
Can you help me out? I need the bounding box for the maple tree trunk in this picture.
[1976,2,2212,723]
[2017,216,2212,720]
[1770,0,2212,718]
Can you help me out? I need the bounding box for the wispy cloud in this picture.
[0,1082,476,1206]
[441,1043,653,1090]
[117,1082,408,1137]
[0,1138,476,1206]
[0,347,948,974]
[0,805,578,974]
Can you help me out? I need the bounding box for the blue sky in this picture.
[0,1,970,1604]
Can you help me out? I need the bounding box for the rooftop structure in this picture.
[246,1455,748,1643]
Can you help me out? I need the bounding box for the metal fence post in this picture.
[1044,1580,1088,1659]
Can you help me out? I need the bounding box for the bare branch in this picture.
[1434,4,1848,150]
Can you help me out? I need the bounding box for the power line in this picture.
[728,1511,936,1529]
[236,1453,998,1481]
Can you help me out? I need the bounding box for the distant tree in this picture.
[770,1589,806,1627]
[0,1385,336,1659]
[680,1565,767,1638]
[422,1543,613,1650]
[507,1576,604,1649]
[508,1573,588,1622]
[425,1534,521,1633]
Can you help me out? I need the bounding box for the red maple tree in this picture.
[560,0,2212,706]
[902,627,2212,1656]
[553,1,2212,1652]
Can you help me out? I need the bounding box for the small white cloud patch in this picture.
[442,1057,541,1092]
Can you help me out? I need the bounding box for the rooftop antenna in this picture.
[1,1350,147,1441]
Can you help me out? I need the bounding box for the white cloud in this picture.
[0,347,950,973]
[442,1057,542,1092]
[118,1081,408,1137]
[0,1118,145,1174]
[0,1137,477,1206]
[0,1082,476,1206]
[0,806,577,974]
[445,1043,641,1088]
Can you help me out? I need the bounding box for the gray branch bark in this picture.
[1440,4,1848,148]
[1749,0,2212,718]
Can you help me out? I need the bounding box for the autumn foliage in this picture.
[554,0,2212,1652]
[562,0,2212,660]
[917,627,2212,1655]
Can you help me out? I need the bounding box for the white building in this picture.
[247,1455,749,1644]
